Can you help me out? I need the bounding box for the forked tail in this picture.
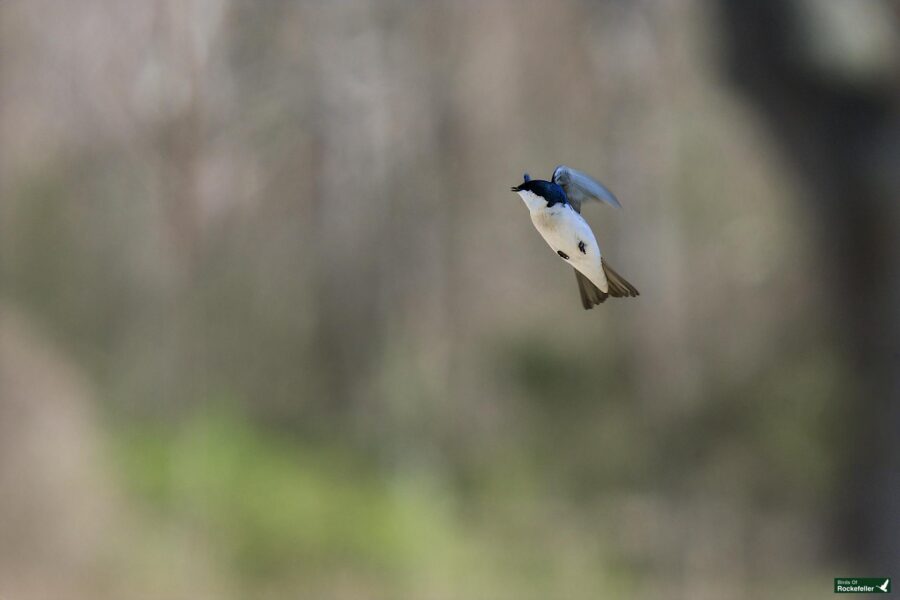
[602,261,639,299]
[573,261,639,310]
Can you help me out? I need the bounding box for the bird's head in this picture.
[510,172,531,192]
[511,177,567,210]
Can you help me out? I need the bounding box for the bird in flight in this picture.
[511,165,639,309]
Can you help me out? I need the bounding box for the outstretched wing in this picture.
[552,165,621,213]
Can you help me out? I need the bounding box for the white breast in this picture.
[527,202,608,293]
[517,189,547,212]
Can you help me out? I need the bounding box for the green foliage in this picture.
[116,409,457,582]
[112,406,633,598]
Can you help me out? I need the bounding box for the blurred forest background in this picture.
[1,1,899,599]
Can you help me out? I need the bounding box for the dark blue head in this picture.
[511,177,568,208]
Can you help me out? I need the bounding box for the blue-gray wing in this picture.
[552,165,622,213]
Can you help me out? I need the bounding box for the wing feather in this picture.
[552,165,622,212]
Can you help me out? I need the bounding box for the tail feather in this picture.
[574,269,608,309]
[602,261,639,298]
[573,262,639,310]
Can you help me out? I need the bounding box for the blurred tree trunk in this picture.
[0,307,114,598]
[716,0,900,570]
[307,2,393,422]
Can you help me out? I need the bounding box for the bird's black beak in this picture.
[510,186,519,192]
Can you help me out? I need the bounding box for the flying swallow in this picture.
[511,165,638,308]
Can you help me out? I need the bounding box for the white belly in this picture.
[530,205,608,293]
